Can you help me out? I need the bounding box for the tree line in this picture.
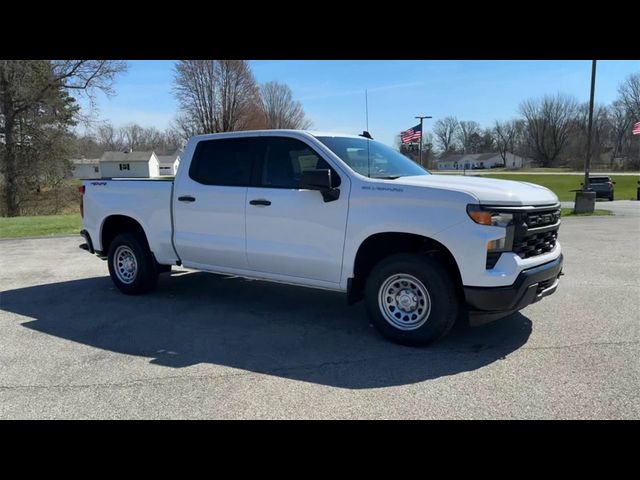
[401,73,640,170]
[0,60,312,216]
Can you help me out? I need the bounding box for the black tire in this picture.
[609,194,614,201]
[107,232,159,295]
[364,253,459,346]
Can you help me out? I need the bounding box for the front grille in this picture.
[512,207,560,259]
[513,229,558,258]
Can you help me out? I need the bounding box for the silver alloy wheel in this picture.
[378,273,432,331]
[114,245,138,284]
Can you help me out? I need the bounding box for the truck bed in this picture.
[82,178,179,265]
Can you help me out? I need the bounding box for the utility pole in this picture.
[583,60,597,192]
[574,60,598,214]
[415,115,432,167]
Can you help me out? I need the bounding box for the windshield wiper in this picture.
[373,175,403,180]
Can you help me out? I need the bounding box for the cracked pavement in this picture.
[0,209,638,418]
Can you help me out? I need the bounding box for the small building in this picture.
[99,151,160,178]
[70,158,101,179]
[156,151,182,176]
[437,152,531,171]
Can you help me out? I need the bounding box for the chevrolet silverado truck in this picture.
[79,130,563,345]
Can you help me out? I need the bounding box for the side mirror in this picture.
[300,169,339,202]
[300,169,332,190]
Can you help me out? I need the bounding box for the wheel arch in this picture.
[100,214,151,256]
[348,232,463,305]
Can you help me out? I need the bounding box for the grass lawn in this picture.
[0,214,81,239]
[561,208,613,217]
[483,174,640,201]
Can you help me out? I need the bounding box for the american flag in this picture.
[633,121,640,135]
[401,124,422,144]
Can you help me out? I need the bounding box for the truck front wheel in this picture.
[107,232,159,295]
[364,253,459,346]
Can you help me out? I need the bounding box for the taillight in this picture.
[79,185,85,218]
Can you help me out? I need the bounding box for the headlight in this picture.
[466,205,513,227]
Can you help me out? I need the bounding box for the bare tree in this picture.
[162,127,184,152]
[260,81,311,129]
[91,122,181,155]
[608,101,634,166]
[493,120,518,163]
[478,128,496,153]
[618,72,640,120]
[0,60,126,216]
[120,123,144,151]
[173,60,261,134]
[172,112,201,143]
[456,120,480,153]
[519,94,578,167]
[433,116,459,154]
[96,122,125,151]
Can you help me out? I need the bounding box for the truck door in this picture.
[245,136,350,284]
[173,137,261,270]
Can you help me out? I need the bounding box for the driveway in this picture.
[0,212,638,419]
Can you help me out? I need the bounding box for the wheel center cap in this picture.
[122,256,134,271]
[397,289,417,312]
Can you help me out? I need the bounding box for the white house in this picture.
[156,151,181,176]
[437,152,532,171]
[70,158,101,179]
[99,151,160,178]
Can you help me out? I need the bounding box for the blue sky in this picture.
[84,60,640,146]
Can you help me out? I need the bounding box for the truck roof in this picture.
[189,129,364,142]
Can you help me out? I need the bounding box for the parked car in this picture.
[78,130,563,346]
[583,176,615,201]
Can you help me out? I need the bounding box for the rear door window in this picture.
[189,137,262,186]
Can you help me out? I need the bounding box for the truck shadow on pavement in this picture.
[1,270,532,389]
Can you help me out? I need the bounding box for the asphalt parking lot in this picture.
[1,208,639,419]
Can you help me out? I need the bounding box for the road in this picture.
[0,209,639,419]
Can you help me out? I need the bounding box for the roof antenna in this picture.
[359,89,373,139]
[365,88,369,132]
[360,89,372,177]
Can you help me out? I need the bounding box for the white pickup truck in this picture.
[79,130,563,345]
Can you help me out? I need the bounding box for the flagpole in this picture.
[415,115,432,167]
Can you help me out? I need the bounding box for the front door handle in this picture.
[249,199,271,206]
[178,195,196,203]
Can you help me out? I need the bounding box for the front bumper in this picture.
[464,254,563,325]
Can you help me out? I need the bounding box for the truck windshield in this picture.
[315,136,429,179]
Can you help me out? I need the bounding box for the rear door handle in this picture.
[249,199,271,206]
[178,195,196,203]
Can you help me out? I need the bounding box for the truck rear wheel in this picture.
[107,232,159,295]
[364,253,458,346]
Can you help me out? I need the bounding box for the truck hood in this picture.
[395,174,559,206]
